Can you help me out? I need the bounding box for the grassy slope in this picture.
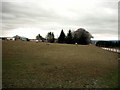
[2,41,118,88]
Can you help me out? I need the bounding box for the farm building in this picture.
[13,35,29,41]
[7,37,15,41]
[29,39,47,42]
[29,39,38,42]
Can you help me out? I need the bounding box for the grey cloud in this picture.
[2,2,63,30]
[1,0,118,39]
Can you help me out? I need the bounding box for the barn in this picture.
[13,35,29,41]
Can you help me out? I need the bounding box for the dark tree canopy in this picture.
[58,29,66,43]
[78,32,89,44]
[73,28,93,45]
[73,33,78,44]
[36,28,93,45]
[36,34,45,42]
[46,32,55,43]
[36,34,43,40]
[96,41,120,48]
[66,30,73,44]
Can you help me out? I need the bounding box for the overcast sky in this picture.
[1,0,119,40]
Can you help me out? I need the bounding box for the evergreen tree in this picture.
[66,30,73,44]
[58,29,66,43]
[51,32,55,43]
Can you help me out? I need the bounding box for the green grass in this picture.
[96,70,118,88]
[2,41,118,88]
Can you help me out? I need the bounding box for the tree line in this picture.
[96,41,120,48]
[36,28,93,45]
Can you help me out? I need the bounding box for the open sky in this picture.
[1,0,119,40]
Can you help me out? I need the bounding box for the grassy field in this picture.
[2,40,118,88]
